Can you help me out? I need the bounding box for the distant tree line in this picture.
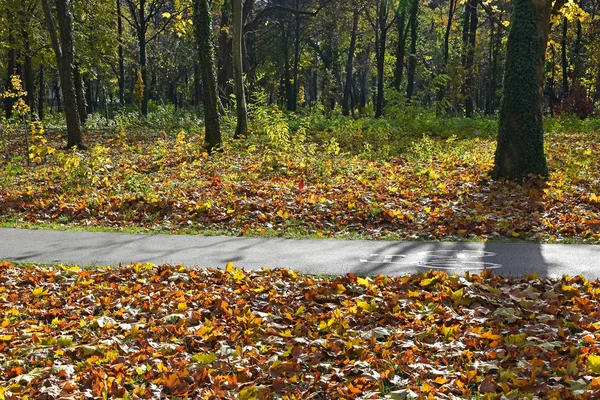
[1,0,599,176]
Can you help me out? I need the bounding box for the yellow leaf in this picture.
[177,302,187,311]
[588,355,600,375]
[192,352,217,364]
[279,330,293,338]
[434,376,449,385]
[335,284,346,294]
[0,335,13,342]
[239,386,260,400]
[294,305,306,316]
[480,330,502,341]
[32,286,49,297]
[162,12,171,18]
[420,276,439,287]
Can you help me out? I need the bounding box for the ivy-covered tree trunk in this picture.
[232,0,248,138]
[492,0,565,179]
[194,0,222,153]
[42,0,84,149]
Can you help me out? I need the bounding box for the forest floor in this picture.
[1,111,600,398]
[2,261,600,399]
[0,113,599,243]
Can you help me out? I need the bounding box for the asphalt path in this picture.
[1,227,599,279]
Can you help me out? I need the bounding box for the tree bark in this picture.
[281,22,294,111]
[561,17,569,98]
[217,0,233,108]
[492,0,564,179]
[290,0,301,112]
[38,66,45,120]
[232,0,248,138]
[4,28,16,119]
[117,0,125,106]
[138,0,148,116]
[393,9,407,91]
[464,0,478,117]
[374,0,390,117]
[342,9,359,116]
[42,0,84,149]
[194,0,222,153]
[23,29,35,116]
[406,0,418,99]
[74,64,87,124]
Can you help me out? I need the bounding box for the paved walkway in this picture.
[1,228,599,279]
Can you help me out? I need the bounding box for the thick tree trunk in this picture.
[342,9,359,116]
[492,0,561,179]
[194,0,222,153]
[42,0,84,149]
[232,0,248,138]
[406,0,418,99]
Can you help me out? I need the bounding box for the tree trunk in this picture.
[38,66,45,120]
[393,9,407,91]
[492,0,562,179]
[117,0,125,106]
[443,0,456,66]
[42,0,84,149]
[560,17,569,98]
[4,29,16,119]
[374,0,388,118]
[281,22,294,111]
[406,0,418,99]
[290,0,301,112]
[217,0,233,108]
[139,0,148,116]
[23,30,35,116]
[342,9,359,116]
[194,0,222,153]
[232,0,248,138]
[464,0,478,117]
[74,64,87,124]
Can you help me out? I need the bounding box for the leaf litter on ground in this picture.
[2,261,600,399]
[1,128,599,242]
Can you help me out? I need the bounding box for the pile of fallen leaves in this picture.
[1,128,599,242]
[2,261,600,399]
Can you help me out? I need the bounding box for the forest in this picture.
[3,1,600,398]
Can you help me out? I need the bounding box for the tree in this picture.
[233,0,248,138]
[405,0,419,99]
[194,0,221,153]
[121,0,182,116]
[42,0,85,149]
[492,0,567,179]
